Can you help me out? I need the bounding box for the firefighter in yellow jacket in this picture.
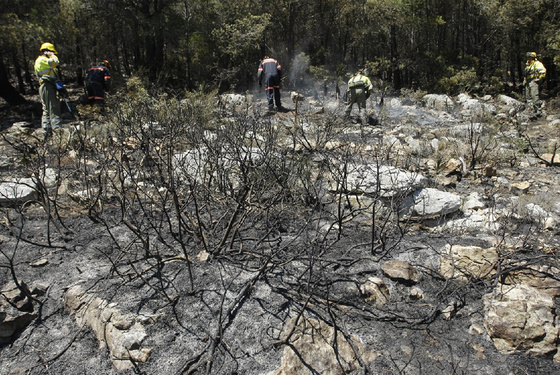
[524,52,546,116]
[34,42,64,134]
[345,69,373,118]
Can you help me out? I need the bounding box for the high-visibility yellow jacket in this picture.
[347,73,373,93]
[525,59,546,81]
[34,54,59,84]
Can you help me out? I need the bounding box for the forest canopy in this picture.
[1,0,559,103]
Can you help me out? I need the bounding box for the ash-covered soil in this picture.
[1,87,560,375]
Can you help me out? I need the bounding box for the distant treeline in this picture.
[1,0,559,102]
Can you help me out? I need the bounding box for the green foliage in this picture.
[487,75,505,95]
[124,76,151,102]
[364,59,390,78]
[309,65,328,82]
[0,0,559,97]
[436,67,480,95]
[400,88,427,103]
[211,14,271,89]
[212,14,270,58]
[547,32,560,67]
[335,63,348,79]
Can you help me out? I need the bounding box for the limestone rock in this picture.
[502,265,560,297]
[360,277,390,305]
[290,91,305,103]
[439,244,498,280]
[498,95,523,109]
[0,281,39,343]
[462,192,485,212]
[381,260,420,284]
[401,187,461,218]
[483,284,560,358]
[0,178,37,206]
[63,285,152,370]
[457,94,496,116]
[437,176,457,188]
[269,317,378,375]
[442,208,500,232]
[218,93,252,110]
[196,250,211,262]
[329,164,428,197]
[409,286,424,300]
[540,154,560,166]
[442,158,463,177]
[510,181,531,193]
[423,94,454,111]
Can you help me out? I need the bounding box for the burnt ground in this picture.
[1,86,560,375]
[4,206,555,375]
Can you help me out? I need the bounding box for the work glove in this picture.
[56,88,68,98]
[55,80,68,97]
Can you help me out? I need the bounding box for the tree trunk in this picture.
[12,52,25,95]
[0,54,26,105]
[22,40,35,91]
[390,24,402,90]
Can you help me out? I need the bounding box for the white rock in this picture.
[0,178,37,206]
[402,188,461,217]
[423,94,454,111]
[498,94,523,108]
[463,192,485,212]
[483,284,560,358]
[328,164,427,197]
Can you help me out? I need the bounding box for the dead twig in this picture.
[176,261,271,375]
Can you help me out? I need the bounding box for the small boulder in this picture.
[270,317,378,375]
[439,244,498,281]
[483,284,560,359]
[381,260,420,284]
[360,277,390,305]
[0,178,37,206]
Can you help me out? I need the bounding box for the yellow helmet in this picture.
[526,52,537,59]
[40,43,57,54]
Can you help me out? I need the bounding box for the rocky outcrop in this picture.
[327,164,428,197]
[381,259,420,284]
[0,281,44,344]
[0,178,37,206]
[269,317,378,375]
[360,276,390,305]
[502,265,560,297]
[423,94,454,111]
[456,93,496,117]
[400,187,461,218]
[483,284,560,361]
[63,285,153,371]
[173,146,277,190]
[439,244,498,281]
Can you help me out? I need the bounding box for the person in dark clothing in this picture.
[85,60,111,104]
[258,55,284,111]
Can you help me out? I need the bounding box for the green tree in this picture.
[211,14,271,91]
